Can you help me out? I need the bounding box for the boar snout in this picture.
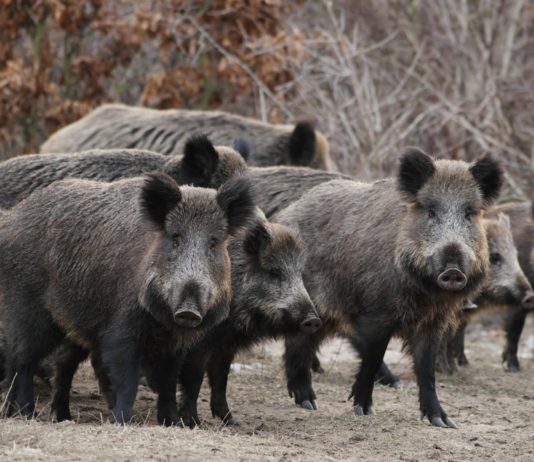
[300,315,322,334]
[437,266,467,291]
[521,292,534,309]
[174,302,203,328]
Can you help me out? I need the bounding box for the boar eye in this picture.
[172,232,181,244]
[427,208,436,219]
[490,253,502,266]
[209,237,219,250]
[465,207,475,220]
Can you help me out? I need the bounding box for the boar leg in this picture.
[90,350,115,408]
[502,308,528,372]
[410,332,457,429]
[284,332,325,410]
[51,342,89,422]
[208,347,240,425]
[178,350,208,428]
[451,320,469,367]
[435,333,455,375]
[349,332,391,416]
[4,314,63,418]
[143,351,180,427]
[101,332,139,425]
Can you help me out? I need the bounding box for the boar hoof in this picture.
[430,416,457,429]
[300,400,318,411]
[312,365,325,374]
[390,380,401,389]
[354,404,374,416]
[456,354,469,367]
[506,364,521,373]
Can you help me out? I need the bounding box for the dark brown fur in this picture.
[178,219,320,427]
[0,173,255,424]
[274,151,502,428]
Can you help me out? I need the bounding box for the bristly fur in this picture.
[140,172,182,227]
[469,154,503,205]
[182,135,219,183]
[40,103,332,170]
[217,176,256,234]
[289,122,316,166]
[397,148,436,200]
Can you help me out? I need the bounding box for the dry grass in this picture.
[1,320,533,461]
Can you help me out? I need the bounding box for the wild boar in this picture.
[0,173,255,424]
[274,149,503,428]
[178,217,321,428]
[0,135,246,209]
[40,103,332,170]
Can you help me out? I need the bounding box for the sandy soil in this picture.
[1,316,533,461]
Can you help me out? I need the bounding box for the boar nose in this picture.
[174,303,203,328]
[300,316,322,334]
[521,292,534,309]
[437,267,467,291]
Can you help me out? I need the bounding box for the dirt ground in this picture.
[1,316,533,461]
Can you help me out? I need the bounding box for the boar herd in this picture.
[0,103,533,430]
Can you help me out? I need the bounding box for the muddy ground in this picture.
[1,315,533,461]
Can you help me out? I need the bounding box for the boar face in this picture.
[481,214,534,308]
[139,173,255,331]
[397,149,503,295]
[239,221,321,334]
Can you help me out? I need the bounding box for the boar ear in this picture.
[397,148,436,201]
[498,212,511,230]
[182,135,219,187]
[141,172,182,228]
[469,154,503,205]
[217,176,256,235]
[289,121,315,167]
[243,220,272,256]
[232,138,250,162]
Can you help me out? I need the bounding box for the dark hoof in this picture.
[54,409,72,422]
[430,416,457,429]
[300,400,318,410]
[313,365,325,374]
[354,404,375,416]
[506,364,521,373]
[457,357,470,367]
